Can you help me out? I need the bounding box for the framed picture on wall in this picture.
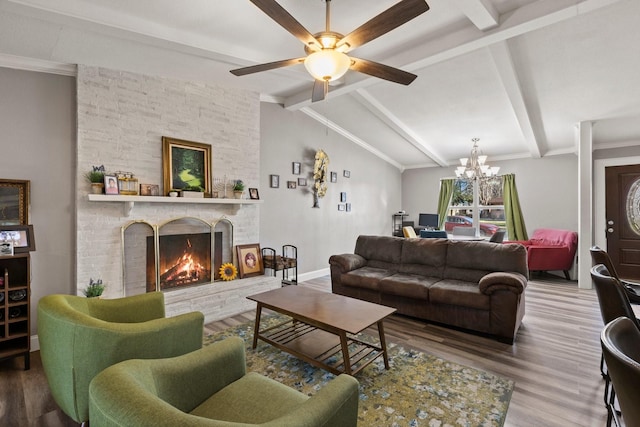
[292,162,301,175]
[330,172,337,183]
[162,136,212,197]
[270,174,280,188]
[0,179,30,225]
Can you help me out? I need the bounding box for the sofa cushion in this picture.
[399,238,448,277]
[354,235,403,272]
[379,274,440,300]
[341,267,394,291]
[429,280,491,310]
[529,228,577,247]
[444,240,528,280]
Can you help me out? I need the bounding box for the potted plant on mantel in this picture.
[85,165,106,194]
[180,185,205,198]
[82,278,105,298]
[233,180,245,199]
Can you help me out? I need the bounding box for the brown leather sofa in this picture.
[329,235,529,343]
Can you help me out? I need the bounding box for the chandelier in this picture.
[455,138,500,179]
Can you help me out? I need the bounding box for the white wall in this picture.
[259,103,402,275]
[0,67,75,334]
[401,154,579,234]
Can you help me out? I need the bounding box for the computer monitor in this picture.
[418,213,439,229]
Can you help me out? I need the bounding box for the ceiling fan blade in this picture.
[337,0,429,52]
[350,57,417,85]
[230,57,305,76]
[249,0,321,51]
[311,79,328,102]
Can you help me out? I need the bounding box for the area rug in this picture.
[204,315,514,427]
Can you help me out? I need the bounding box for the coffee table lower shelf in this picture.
[257,319,384,376]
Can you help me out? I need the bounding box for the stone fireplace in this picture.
[75,65,277,323]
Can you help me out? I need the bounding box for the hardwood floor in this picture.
[2,274,610,426]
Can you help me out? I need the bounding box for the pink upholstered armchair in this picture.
[508,228,578,280]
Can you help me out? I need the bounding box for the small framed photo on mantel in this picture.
[104,175,119,195]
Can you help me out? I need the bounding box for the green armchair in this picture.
[89,337,360,427]
[37,292,204,425]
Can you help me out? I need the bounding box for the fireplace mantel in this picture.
[88,194,262,216]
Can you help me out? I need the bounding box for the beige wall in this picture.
[0,67,76,334]
[401,154,579,235]
[259,103,402,275]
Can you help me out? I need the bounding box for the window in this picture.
[447,177,505,236]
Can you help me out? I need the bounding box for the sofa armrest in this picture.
[329,254,367,273]
[479,272,527,295]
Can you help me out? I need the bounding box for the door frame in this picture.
[594,155,640,253]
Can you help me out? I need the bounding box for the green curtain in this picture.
[502,174,528,240]
[437,179,455,229]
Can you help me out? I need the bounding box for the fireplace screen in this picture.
[147,233,212,290]
[123,217,234,295]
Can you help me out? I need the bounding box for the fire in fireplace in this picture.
[147,233,212,290]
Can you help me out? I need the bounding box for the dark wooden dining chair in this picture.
[601,317,640,427]
[590,246,640,304]
[590,264,640,420]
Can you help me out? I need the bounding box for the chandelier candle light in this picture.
[455,138,500,179]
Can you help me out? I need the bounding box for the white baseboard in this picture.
[298,268,330,282]
[31,334,39,352]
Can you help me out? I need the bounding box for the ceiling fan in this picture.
[230,0,430,102]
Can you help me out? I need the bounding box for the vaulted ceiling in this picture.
[1,0,638,170]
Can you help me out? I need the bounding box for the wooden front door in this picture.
[605,164,640,280]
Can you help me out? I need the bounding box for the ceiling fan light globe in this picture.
[304,50,351,82]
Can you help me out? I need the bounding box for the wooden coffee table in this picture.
[247,286,396,376]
